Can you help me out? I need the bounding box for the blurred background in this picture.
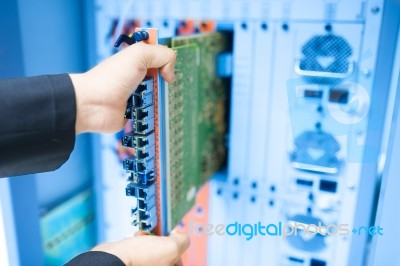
[0,0,399,265]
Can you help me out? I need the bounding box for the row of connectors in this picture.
[122,76,157,231]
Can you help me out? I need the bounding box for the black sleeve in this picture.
[65,251,125,266]
[0,74,76,177]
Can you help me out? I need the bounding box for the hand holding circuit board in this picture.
[68,29,191,266]
[70,33,176,134]
[92,229,189,266]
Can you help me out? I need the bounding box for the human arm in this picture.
[65,230,189,266]
[0,41,188,265]
[0,42,175,177]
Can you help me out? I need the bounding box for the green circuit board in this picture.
[164,32,229,229]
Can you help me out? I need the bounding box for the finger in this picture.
[126,42,176,83]
[134,230,150,236]
[174,258,184,266]
[123,118,128,127]
[172,224,186,234]
[159,56,176,83]
[168,231,190,256]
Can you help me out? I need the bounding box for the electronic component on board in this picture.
[137,195,156,211]
[137,183,156,200]
[132,91,153,108]
[124,78,153,119]
[132,105,154,121]
[138,205,157,221]
[128,169,155,184]
[133,145,156,160]
[126,182,156,199]
[117,30,158,232]
[125,107,133,119]
[132,118,155,134]
[122,131,155,149]
[123,157,155,173]
[131,203,157,231]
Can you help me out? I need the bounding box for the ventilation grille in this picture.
[300,34,352,74]
[291,130,340,171]
[285,214,327,252]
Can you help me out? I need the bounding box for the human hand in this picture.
[70,42,176,134]
[92,230,190,266]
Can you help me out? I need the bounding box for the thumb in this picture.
[134,230,150,236]
[122,42,177,83]
[169,230,190,256]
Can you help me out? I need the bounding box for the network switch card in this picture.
[117,29,230,235]
[161,32,230,232]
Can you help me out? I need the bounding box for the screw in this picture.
[371,6,380,14]
[196,206,203,215]
[261,23,268,31]
[361,68,371,78]
[325,24,332,32]
[282,23,289,31]
[348,183,356,190]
